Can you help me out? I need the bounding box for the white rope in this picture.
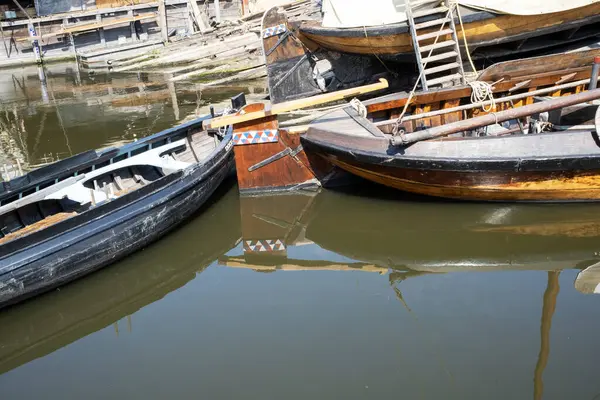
[468,80,495,112]
[218,106,232,135]
[452,0,477,74]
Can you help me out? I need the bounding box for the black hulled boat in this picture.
[0,113,234,309]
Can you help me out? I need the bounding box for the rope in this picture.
[218,106,232,136]
[452,0,477,74]
[468,80,495,112]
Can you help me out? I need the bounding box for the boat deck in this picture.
[309,107,383,138]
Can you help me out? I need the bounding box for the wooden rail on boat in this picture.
[298,2,600,59]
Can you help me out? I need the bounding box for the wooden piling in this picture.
[157,0,169,43]
[214,0,221,23]
[96,14,106,46]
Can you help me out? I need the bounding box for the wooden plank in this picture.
[365,67,596,114]
[157,0,168,42]
[478,49,600,82]
[188,0,209,33]
[206,78,389,129]
[0,0,190,28]
[19,13,157,41]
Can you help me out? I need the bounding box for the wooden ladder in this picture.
[406,0,467,90]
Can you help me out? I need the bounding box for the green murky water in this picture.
[1,63,600,400]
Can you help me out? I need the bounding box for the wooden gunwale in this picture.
[0,115,213,207]
[299,3,600,56]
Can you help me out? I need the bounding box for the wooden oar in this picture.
[390,88,600,146]
[204,78,389,129]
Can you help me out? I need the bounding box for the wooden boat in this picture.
[0,112,235,309]
[299,2,600,61]
[209,50,600,197]
[300,59,600,201]
[0,185,241,375]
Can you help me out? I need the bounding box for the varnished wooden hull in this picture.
[301,128,600,202]
[299,3,600,57]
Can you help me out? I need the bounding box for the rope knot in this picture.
[469,81,495,113]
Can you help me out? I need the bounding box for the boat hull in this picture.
[299,3,600,58]
[0,138,235,309]
[301,128,600,202]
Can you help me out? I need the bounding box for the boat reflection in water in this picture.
[3,183,600,392]
[222,186,600,400]
[0,180,241,375]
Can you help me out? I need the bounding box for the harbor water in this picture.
[1,63,600,399]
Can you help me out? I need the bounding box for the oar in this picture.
[390,88,600,146]
[204,78,389,129]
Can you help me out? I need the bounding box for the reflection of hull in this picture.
[306,190,600,271]
[575,261,600,294]
[0,184,241,375]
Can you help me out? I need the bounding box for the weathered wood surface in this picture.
[262,6,320,103]
[20,13,157,41]
[207,78,388,128]
[302,115,600,202]
[299,3,600,57]
[391,88,600,145]
[477,49,600,82]
[361,50,600,133]
[232,103,319,194]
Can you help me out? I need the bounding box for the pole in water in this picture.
[28,23,41,64]
[590,56,600,91]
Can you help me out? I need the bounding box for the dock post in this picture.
[0,22,9,58]
[27,23,41,63]
[158,0,169,43]
[241,0,249,16]
[590,56,600,90]
[96,14,106,46]
[214,0,221,23]
[128,10,138,41]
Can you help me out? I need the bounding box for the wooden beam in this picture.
[18,13,157,41]
[188,0,208,33]
[11,0,32,20]
[205,78,389,129]
[214,0,221,23]
[157,0,168,43]
[0,0,189,28]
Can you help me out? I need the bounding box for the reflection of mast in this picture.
[534,271,560,400]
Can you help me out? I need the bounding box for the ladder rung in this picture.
[416,28,453,41]
[414,17,450,30]
[424,62,460,75]
[422,50,458,63]
[426,73,463,86]
[408,0,441,7]
[412,6,448,18]
[419,40,456,52]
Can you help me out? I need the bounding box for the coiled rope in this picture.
[468,80,495,112]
